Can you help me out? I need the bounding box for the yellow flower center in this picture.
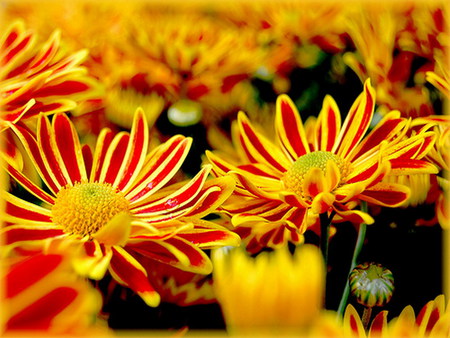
[52,182,130,237]
[282,151,349,196]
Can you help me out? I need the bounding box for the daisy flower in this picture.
[206,79,438,253]
[0,21,103,130]
[1,108,240,307]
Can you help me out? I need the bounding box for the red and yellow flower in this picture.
[343,295,450,337]
[1,108,240,307]
[1,253,107,335]
[207,79,437,253]
[0,21,103,130]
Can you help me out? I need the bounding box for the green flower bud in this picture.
[349,262,394,308]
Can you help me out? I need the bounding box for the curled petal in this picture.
[93,212,131,246]
[311,192,335,214]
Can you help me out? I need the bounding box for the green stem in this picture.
[337,201,368,317]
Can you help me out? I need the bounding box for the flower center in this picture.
[282,151,349,196]
[52,182,130,237]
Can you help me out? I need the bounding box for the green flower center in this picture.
[52,182,130,237]
[282,151,349,196]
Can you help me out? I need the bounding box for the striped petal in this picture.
[52,113,87,184]
[334,79,375,158]
[37,114,70,189]
[316,95,341,152]
[109,246,160,307]
[2,225,64,246]
[2,192,52,224]
[132,165,211,216]
[127,236,212,274]
[360,182,410,207]
[125,135,191,202]
[349,110,407,162]
[238,111,291,173]
[343,304,366,337]
[114,108,149,191]
[4,163,55,204]
[181,176,236,218]
[275,94,310,159]
[90,128,114,182]
[98,132,130,184]
[176,220,241,248]
[389,158,439,175]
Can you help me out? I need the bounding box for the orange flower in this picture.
[207,79,438,253]
[0,21,103,130]
[1,108,240,307]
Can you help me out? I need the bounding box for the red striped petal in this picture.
[6,254,63,298]
[317,95,341,152]
[6,287,78,330]
[3,226,64,245]
[5,163,55,204]
[99,133,130,184]
[360,183,410,207]
[275,94,310,159]
[116,109,149,190]
[350,111,406,161]
[90,128,114,182]
[238,112,290,173]
[182,176,236,218]
[109,246,160,307]
[126,136,191,202]
[37,114,69,188]
[4,192,52,223]
[389,159,439,174]
[53,113,87,184]
[133,166,210,216]
[335,79,375,158]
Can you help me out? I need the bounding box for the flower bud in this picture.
[349,262,394,308]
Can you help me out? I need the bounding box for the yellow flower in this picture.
[1,108,240,307]
[207,79,438,253]
[212,244,326,335]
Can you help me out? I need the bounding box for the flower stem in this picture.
[362,306,373,330]
[337,201,368,316]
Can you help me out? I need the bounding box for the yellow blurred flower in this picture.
[212,244,327,335]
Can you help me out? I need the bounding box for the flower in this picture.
[343,295,450,337]
[1,108,240,307]
[207,79,438,253]
[0,20,103,130]
[1,253,107,335]
[212,244,326,335]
